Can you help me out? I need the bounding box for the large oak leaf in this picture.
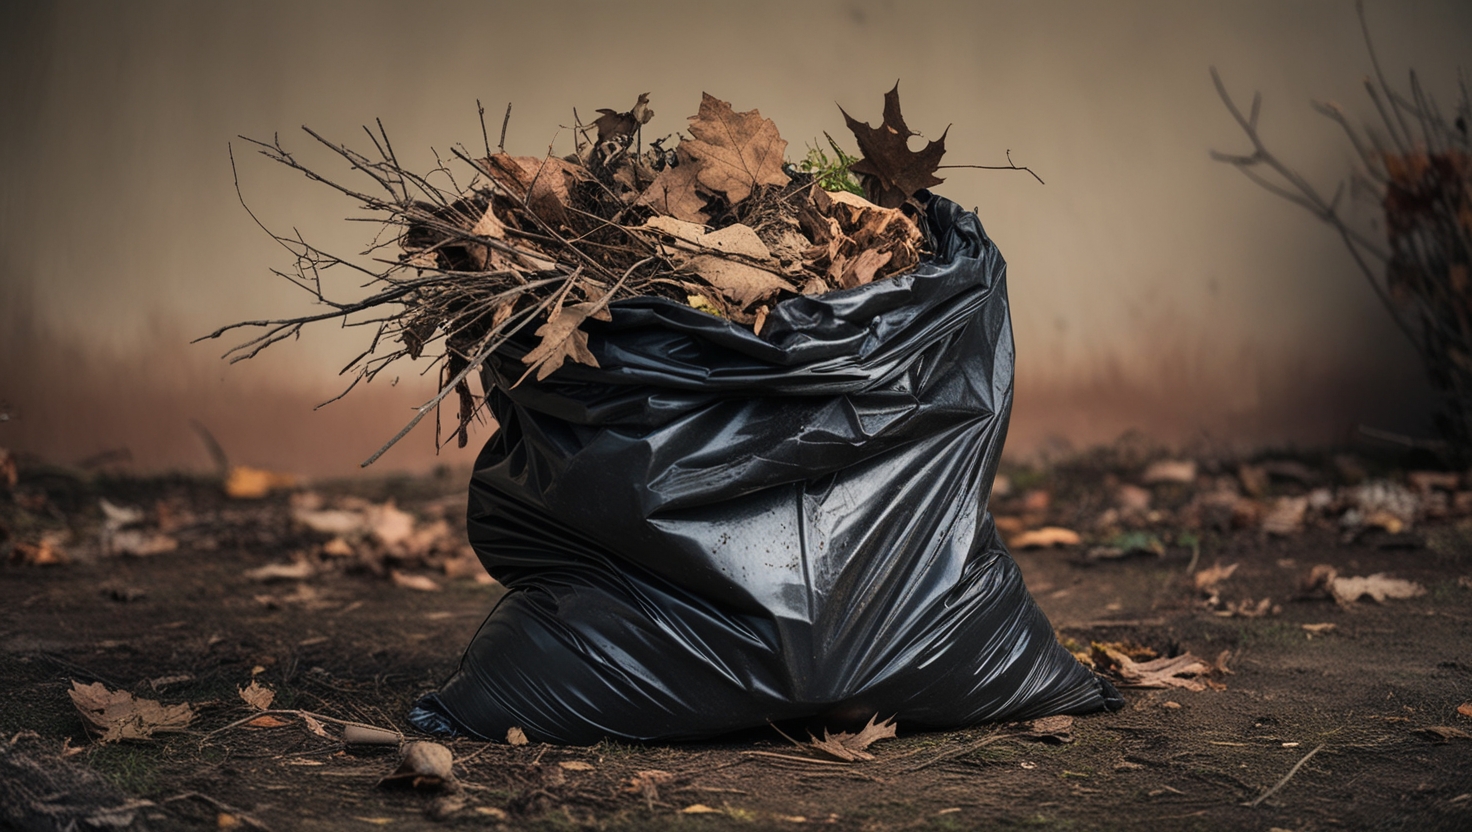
[637,146,710,223]
[841,83,947,208]
[681,93,790,205]
[520,300,611,383]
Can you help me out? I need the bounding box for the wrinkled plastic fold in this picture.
[409,195,1122,744]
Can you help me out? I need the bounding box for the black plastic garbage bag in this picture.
[409,195,1123,744]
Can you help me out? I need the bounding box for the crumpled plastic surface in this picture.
[409,195,1123,744]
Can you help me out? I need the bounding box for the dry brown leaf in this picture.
[380,741,456,791]
[680,93,789,205]
[1093,647,1210,691]
[1010,527,1082,549]
[1330,574,1426,604]
[506,726,529,746]
[224,466,297,499]
[293,508,364,536]
[624,769,676,803]
[1022,715,1075,743]
[638,148,710,223]
[752,305,769,336]
[247,715,289,728]
[1193,562,1239,593]
[244,560,313,582]
[640,216,772,260]
[479,153,585,227]
[11,536,67,566]
[807,715,897,762]
[520,299,610,382]
[239,680,275,711]
[1457,702,1472,718]
[69,680,195,742]
[367,501,416,548]
[390,570,442,592]
[303,714,330,738]
[681,256,795,310]
[1261,496,1308,536]
[681,804,721,815]
[1301,622,1337,636]
[109,530,179,557]
[842,83,947,208]
[559,760,595,771]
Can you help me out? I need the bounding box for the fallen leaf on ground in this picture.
[506,726,529,746]
[380,741,456,791]
[807,714,897,761]
[1330,574,1426,604]
[1193,562,1239,593]
[247,715,289,728]
[842,83,946,208]
[292,508,365,536]
[390,570,442,592]
[239,680,275,711]
[99,498,145,530]
[1142,459,1197,484]
[367,501,416,548]
[225,466,297,499]
[680,93,789,205]
[1261,496,1308,536]
[1215,597,1279,618]
[1010,527,1081,549]
[69,680,195,742]
[1092,647,1211,691]
[303,714,330,738]
[681,805,721,815]
[559,760,595,771]
[625,769,676,803]
[109,530,179,557]
[11,536,67,566]
[1302,623,1337,636]
[244,561,314,582]
[1021,715,1075,743]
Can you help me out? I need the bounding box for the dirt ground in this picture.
[2,451,1471,831]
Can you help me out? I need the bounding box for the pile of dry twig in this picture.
[201,85,1037,465]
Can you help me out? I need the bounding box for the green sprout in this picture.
[798,132,865,196]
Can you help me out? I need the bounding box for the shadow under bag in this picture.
[410,195,1123,744]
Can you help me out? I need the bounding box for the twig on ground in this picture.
[904,731,1008,772]
[1243,743,1324,807]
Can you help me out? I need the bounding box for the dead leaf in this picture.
[244,560,314,582]
[247,715,289,728]
[624,769,676,804]
[1261,496,1308,536]
[380,741,456,791]
[69,680,195,742]
[109,530,179,557]
[239,680,275,711]
[559,760,595,771]
[390,570,442,592]
[520,299,609,382]
[1010,527,1082,549]
[681,255,795,309]
[367,501,415,548]
[225,466,297,499]
[321,537,355,558]
[807,715,897,762]
[640,216,772,260]
[680,93,790,205]
[1193,562,1239,593]
[293,508,365,536]
[1142,459,1197,484]
[638,148,710,223]
[11,536,67,566]
[592,92,653,143]
[681,804,721,815]
[1302,623,1337,636]
[1022,715,1075,744]
[303,714,330,738]
[1330,574,1426,604]
[842,83,946,208]
[1092,647,1211,691]
[478,153,585,227]
[506,726,529,746]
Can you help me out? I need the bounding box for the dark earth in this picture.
[2,447,1470,831]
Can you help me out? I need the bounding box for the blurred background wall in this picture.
[2,0,1469,477]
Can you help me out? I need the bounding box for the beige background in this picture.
[3,0,1469,476]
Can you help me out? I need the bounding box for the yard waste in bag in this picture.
[407,194,1123,743]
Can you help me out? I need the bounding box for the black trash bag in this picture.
[409,195,1123,744]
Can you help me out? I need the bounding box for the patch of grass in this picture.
[87,743,162,795]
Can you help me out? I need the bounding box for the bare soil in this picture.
[2,461,1471,831]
